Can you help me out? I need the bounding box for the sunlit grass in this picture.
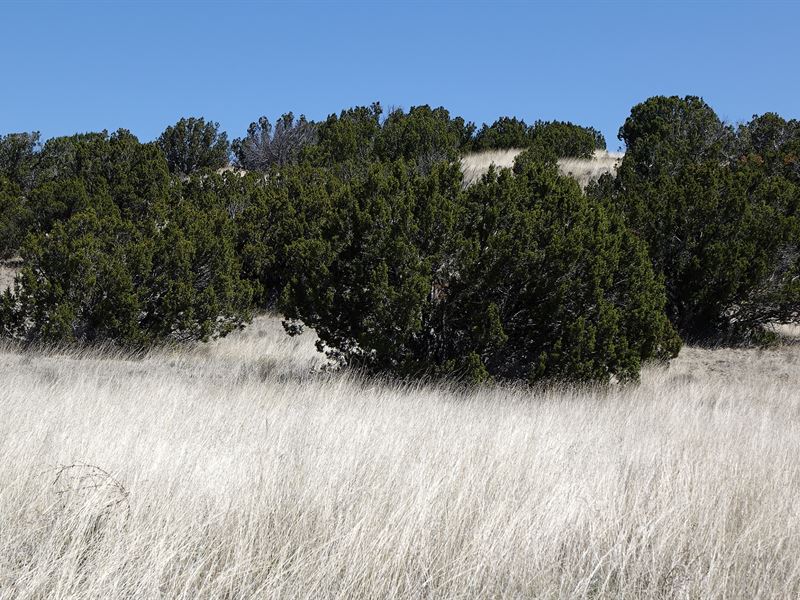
[1,315,799,598]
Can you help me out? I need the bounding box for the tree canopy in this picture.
[3,96,798,382]
[157,117,230,176]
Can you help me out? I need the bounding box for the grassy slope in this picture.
[460,149,623,187]
[1,316,799,599]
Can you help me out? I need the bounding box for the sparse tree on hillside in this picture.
[303,102,384,171]
[529,120,606,158]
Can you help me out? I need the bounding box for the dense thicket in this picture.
[0,130,250,345]
[279,158,678,383]
[3,97,797,381]
[157,117,230,176]
[594,96,800,343]
[0,132,40,192]
[470,117,606,157]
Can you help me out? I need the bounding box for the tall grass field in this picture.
[1,316,799,599]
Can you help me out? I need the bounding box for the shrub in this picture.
[232,113,317,172]
[376,105,475,173]
[157,117,230,176]
[439,161,679,382]
[280,159,679,383]
[1,196,251,345]
[300,103,474,176]
[471,117,530,151]
[609,96,800,342]
[34,129,175,225]
[529,120,606,157]
[0,176,31,259]
[471,117,606,158]
[0,132,40,191]
[302,103,384,170]
[0,134,251,346]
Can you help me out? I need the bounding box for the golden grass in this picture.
[1,315,799,598]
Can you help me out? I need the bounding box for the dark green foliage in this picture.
[157,117,230,176]
[376,105,475,173]
[232,113,317,172]
[438,162,679,382]
[0,177,31,258]
[609,96,800,342]
[279,159,465,374]
[176,165,338,308]
[8,97,797,379]
[618,95,734,179]
[0,132,251,346]
[0,132,40,191]
[300,103,474,175]
[472,117,531,151]
[279,159,679,383]
[303,103,384,169]
[471,117,606,158]
[0,130,173,259]
[2,195,251,345]
[34,130,174,224]
[529,120,606,158]
[736,113,800,185]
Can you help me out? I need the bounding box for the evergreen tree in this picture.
[157,117,230,176]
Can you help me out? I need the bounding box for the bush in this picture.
[0,177,30,259]
[376,105,475,173]
[471,117,530,151]
[0,133,251,346]
[529,120,606,157]
[157,117,230,176]
[609,96,800,342]
[1,196,251,346]
[300,103,474,175]
[232,113,317,172]
[440,161,679,382]
[279,159,679,383]
[0,132,40,191]
[303,103,384,170]
[1,129,174,260]
[471,117,606,158]
[33,129,175,225]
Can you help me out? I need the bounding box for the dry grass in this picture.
[1,315,799,598]
[460,149,623,188]
[0,259,21,293]
[459,148,525,187]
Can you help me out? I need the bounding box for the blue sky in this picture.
[2,0,798,150]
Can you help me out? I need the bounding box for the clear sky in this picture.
[2,0,798,150]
